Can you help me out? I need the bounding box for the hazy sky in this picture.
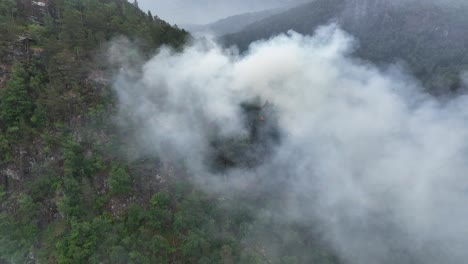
[137,0,306,25]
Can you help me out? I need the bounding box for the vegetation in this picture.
[0,0,337,263]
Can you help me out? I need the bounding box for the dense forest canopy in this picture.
[0,0,339,263]
[2,0,468,263]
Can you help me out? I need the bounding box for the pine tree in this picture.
[147,10,153,21]
[0,63,33,128]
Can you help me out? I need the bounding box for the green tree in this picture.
[0,194,39,263]
[109,164,131,195]
[0,63,34,130]
[55,220,98,264]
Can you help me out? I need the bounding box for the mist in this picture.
[112,25,468,263]
[136,0,306,25]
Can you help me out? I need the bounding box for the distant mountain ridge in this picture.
[140,0,309,24]
[223,0,468,94]
[181,7,286,36]
[181,0,310,36]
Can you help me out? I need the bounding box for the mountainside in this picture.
[223,0,468,93]
[4,0,468,263]
[0,1,216,263]
[0,1,339,263]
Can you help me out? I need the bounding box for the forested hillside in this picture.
[223,0,468,94]
[4,0,468,263]
[0,1,339,263]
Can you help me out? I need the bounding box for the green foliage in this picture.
[27,24,46,43]
[63,139,104,179]
[109,245,130,264]
[0,134,12,162]
[0,0,18,55]
[150,191,170,208]
[57,176,82,219]
[0,0,16,17]
[0,61,48,161]
[0,63,33,129]
[29,173,60,202]
[0,1,340,263]
[0,194,39,264]
[109,164,131,195]
[0,185,5,202]
[55,220,98,263]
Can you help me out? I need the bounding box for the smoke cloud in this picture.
[112,25,468,263]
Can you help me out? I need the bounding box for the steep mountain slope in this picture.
[223,0,468,93]
[0,1,340,263]
[0,1,204,263]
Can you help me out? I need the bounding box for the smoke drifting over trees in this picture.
[113,25,468,263]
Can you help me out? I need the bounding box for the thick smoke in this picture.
[112,25,468,263]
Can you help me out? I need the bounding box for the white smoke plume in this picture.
[112,25,468,263]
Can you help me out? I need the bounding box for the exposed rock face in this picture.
[0,44,16,88]
[0,1,48,87]
[0,35,42,86]
[0,19,47,192]
[15,0,50,24]
[31,0,49,22]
